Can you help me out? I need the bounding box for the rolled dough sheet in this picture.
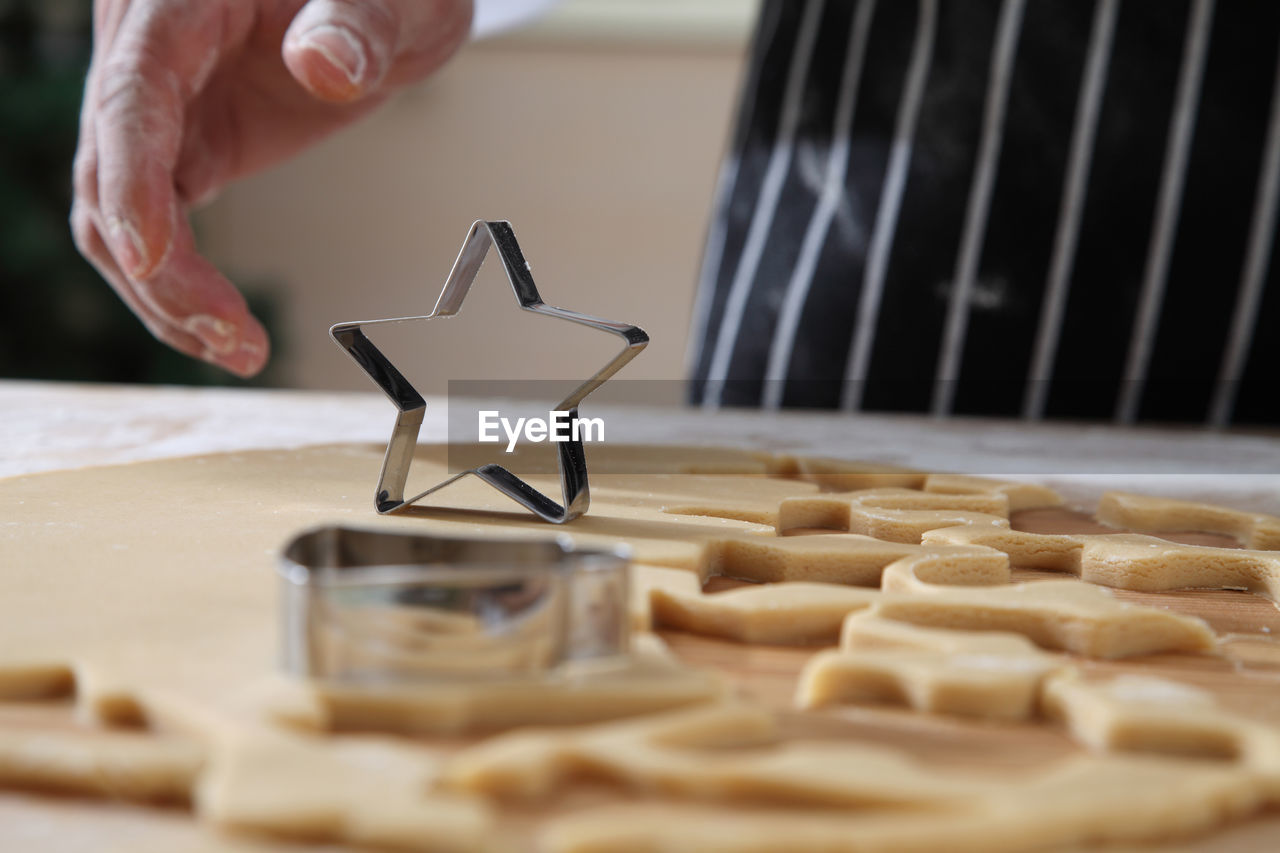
[0,444,768,848]
[0,444,770,727]
[3,443,1279,852]
[537,753,1265,853]
[0,791,328,853]
[0,444,1072,733]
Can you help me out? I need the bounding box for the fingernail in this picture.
[298,24,367,86]
[184,314,239,356]
[106,215,149,278]
[207,340,268,378]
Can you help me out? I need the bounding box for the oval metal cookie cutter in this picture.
[330,220,649,523]
[278,526,631,682]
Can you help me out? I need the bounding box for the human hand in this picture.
[72,0,473,377]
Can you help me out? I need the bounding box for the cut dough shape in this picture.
[0,791,318,853]
[835,610,1030,652]
[923,474,1064,511]
[0,727,202,803]
[849,487,1011,515]
[630,564,702,630]
[777,487,1009,533]
[644,538,1212,653]
[264,634,724,736]
[802,619,1279,770]
[635,546,1008,645]
[1043,670,1280,780]
[1074,536,1280,600]
[797,614,1060,718]
[877,559,1216,658]
[651,582,881,645]
[841,508,1009,544]
[924,525,1280,601]
[0,718,498,850]
[705,535,1007,586]
[921,525,1092,571]
[1096,491,1280,550]
[768,455,928,490]
[198,731,494,852]
[538,754,1266,853]
[443,701,996,808]
[598,473,819,527]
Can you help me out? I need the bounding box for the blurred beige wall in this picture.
[194,5,754,393]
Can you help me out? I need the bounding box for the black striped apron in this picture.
[688,0,1280,426]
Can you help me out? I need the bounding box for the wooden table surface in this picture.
[3,379,1280,851]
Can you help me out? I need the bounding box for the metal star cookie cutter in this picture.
[278,525,632,682]
[330,220,648,523]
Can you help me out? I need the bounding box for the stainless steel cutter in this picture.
[330,220,648,523]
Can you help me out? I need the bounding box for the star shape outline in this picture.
[329,220,649,523]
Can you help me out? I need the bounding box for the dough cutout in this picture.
[777,487,1009,533]
[0,791,306,853]
[198,731,494,852]
[1043,670,1280,781]
[443,701,997,808]
[922,474,1064,511]
[0,726,201,804]
[801,598,1212,722]
[601,473,819,527]
[924,526,1280,601]
[767,456,927,490]
[538,754,1267,853]
[630,564,703,630]
[635,543,1213,656]
[651,581,881,645]
[1097,491,1280,550]
[800,617,1280,779]
[838,508,1008,544]
[682,475,1061,532]
[798,614,1060,719]
[634,546,1008,645]
[265,634,724,736]
[1076,535,1280,600]
[877,558,1215,658]
[703,535,1006,586]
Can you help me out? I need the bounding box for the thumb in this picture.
[283,0,473,103]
